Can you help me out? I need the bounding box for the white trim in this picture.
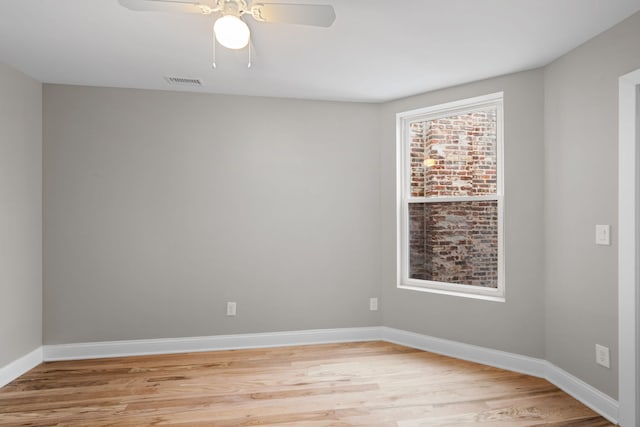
[619,67,640,427]
[381,327,618,424]
[398,278,505,302]
[408,195,499,204]
[396,93,505,300]
[0,347,43,388]
[397,92,505,121]
[545,361,619,425]
[43,327,383,361]
[397,283,505,302]
[381,327,546,377]
[38,326,618,423]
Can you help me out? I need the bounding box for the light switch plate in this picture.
[226,302,237,316]
[595,225,610,245]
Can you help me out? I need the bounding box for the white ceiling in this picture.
[1,0,639,102]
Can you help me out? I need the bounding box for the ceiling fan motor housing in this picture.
[220,0,248,17]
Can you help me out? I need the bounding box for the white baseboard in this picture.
[544,361,619,424]
[380,327,547,378]
[379,327,618,423]
[43,327,383,361]
[37,326,616,423]
[0,347,43,388]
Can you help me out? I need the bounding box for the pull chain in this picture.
[247,40,252,68]
[212,25,217,69]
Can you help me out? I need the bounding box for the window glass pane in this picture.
[409,200,498,288]
[409,108,497,198]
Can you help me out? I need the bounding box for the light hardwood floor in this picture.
[0,341,614,426]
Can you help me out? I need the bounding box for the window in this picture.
[397,93,504,301]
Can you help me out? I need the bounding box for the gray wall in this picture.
[380,69,546,358]
[0,63,42,366]
[544,11,640,399]
[43,86,381,344]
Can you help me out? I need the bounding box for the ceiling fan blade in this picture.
[118,0,215,14]
[250,3,336,27]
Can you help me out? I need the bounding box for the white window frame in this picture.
[396,92,505,302]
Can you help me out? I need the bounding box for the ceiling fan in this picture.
[118,0,336,51]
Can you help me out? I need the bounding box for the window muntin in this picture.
[398,93,504,300]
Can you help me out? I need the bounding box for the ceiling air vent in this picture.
[164,76,202,87]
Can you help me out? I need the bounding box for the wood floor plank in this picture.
[0,341,615,426]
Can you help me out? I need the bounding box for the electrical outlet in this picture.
[369,297,378,311]
[595,344,610,368]
[226,301,237,316]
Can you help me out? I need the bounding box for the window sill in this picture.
[397,284,506,303]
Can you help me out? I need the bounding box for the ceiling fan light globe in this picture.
[214,15,250,50]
